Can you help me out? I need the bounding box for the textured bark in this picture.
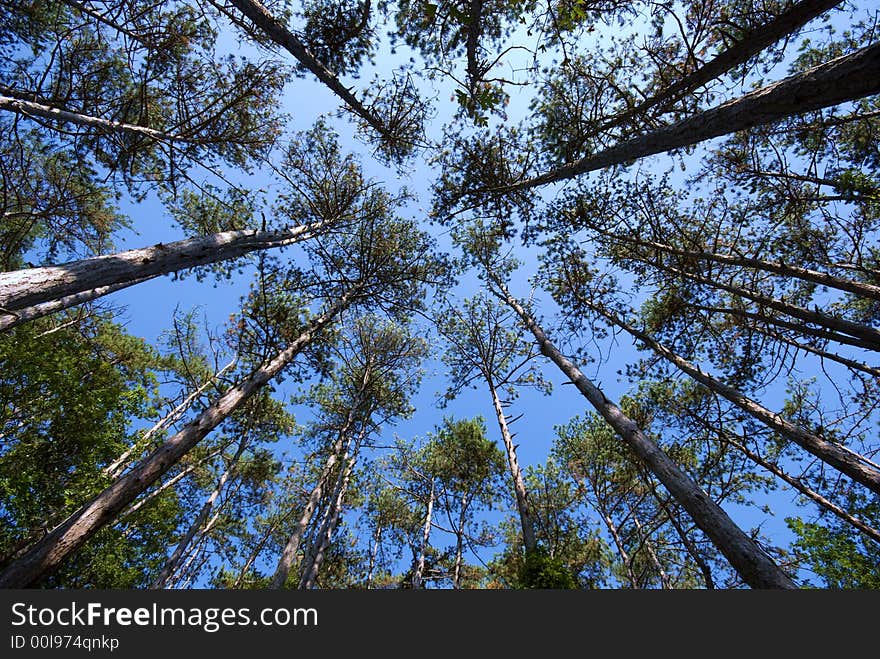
[632,513,670,589]
[589,0,843,138]
[591,302,880,495]
[104,359,238,480]
[489,383,537,553]
[227,0,392,140]
[412,479,435,589]
[492,278,796,588]
[0,279,152,332]
[452,491,472,589]
[691,302,878,354]
[0,292,352,588]
[509,42,880,191]
[0,223,321,328]
[0,92,184,142]
[151,436,249,589]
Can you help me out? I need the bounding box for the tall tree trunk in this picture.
[0,223,322,330]
[632,513,670,589]
[488,384,537,553]
[150,434,250,589]
[269,382,372,589]
[691,302,878,355]
[365,526,381,589]
[0,278,152,332]
[104,358,238,480]
[507,42,880,191]
[0,291,353,588]
[587,300,880,495]
[225,0,393,142]
[452,491,473,589]
[412,479,435,589]
[587,0,844,139]
[682,413,880,545]
[299,441,360,589]
[490,277,796,588]
[644,481,716,589]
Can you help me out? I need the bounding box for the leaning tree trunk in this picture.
[150,434,250,589]
[0,291,353,588]
[587,0,844,139]
[226,0,393,142]
[587,299,880,496]
[0,223,322,331]
[490,277,796,589]
[596,229,880,302]
[0,91,186,143]
[506,41,880,191]
[488,384,538,554]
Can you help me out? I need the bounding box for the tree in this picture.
[437,292,550,555]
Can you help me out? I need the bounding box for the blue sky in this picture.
[61,3,880,586]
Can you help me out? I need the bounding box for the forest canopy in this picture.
[0,0,878,589]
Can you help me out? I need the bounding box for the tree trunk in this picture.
[589,300,880,496]
[587,0,843,139]
[691,302,878,354]
[412,479,435,589]
[269,393,371,588]
[508,41,880,191]
[488,384,538,554]
[604,231,880,302]
[0,92,185,143]
[652,262,880,350]
[0,223,322,330]
[0,291,352,588]
[491,277,796,588]
[299,441,360,589]
[366,526,381,589]
[104,359,238,480]
[226,0,392,141]
[150,435,249,589]
[452,491,472,589]
[632,512,670,589]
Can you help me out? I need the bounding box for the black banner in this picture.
[1,589,876,655]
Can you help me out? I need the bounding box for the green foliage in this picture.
[516,547,578,589]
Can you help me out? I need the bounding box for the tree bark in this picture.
[491,277,796,588]
[0,291,353,588]
[299,440,360,589]
[488,383,538,554]
[0,223,322,330]
[587,0,843,139]
[589,300,880,495]
[150,434,249,589]
[0,91,185,142]
[226,0,393,141]
[412,479,435,589]
[605,231,880,302]
[269,383,371,589]
[507,41,880,191]
[652,262,880,350]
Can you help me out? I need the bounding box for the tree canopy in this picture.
[1,0,878,589]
